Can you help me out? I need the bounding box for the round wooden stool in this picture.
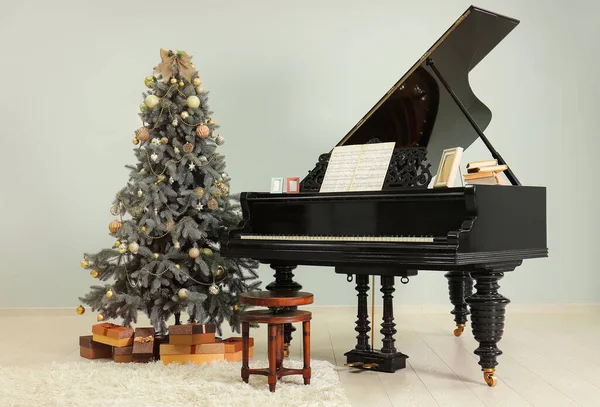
[239,291,313,392]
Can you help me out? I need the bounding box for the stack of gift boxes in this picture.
[79,322,253,364]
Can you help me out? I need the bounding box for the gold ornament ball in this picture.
[183,143,194,153]
[201,248,213,256]
[209,284,220,295]
[160,137,169,144]
[76,305,85,315]
[136,127,150,142]
[170,77,178,84]
[144,75,156,88]
[97,314,105,322]
[114,240,121,248]
[90,269,99,278]
[128,242,140,253]
[193,77,202,86]
[175,264,181,269]
[215,265,224,276]
[139,103,148,113]
[181,111,189,120]
[193,187,205,197]
[153,253,160,260]
[186,95,200,109]
[233,304,240,312]
[178,288,189,299]
[207,198,218,210]
[106,290,114,299]
[132,137,140,145]
[179,81,185,87]
[144,95,160,109]
[189,247,200,258]
[196,125,210,139]
[208,119,215,124]
[80,259,89,269]
[171,119,178,127]
[109,220,123,234]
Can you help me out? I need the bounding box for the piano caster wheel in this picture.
[284,343,290,358]
[483,369,497,387]
[453,324,465,337]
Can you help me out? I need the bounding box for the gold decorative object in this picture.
[208,284,219,295]
[76,305,85,315]
[483,368,497,387]
[187,95,200,109]
[90,270,99,278]
[170,77,178,84]
[207,198,218,210]
[144,75,156,88]
[189,247,200,258]
[183,142,194,153]
[153,253,160,259]
[140,226,147,233]
[215,265,224,276]
[128,242,139,253]
[109,220,123,233]
[132,137,139,145]
[201,248,213,256]
[181,111,189,119]
[106,289,114,299]
[80,259,89,269]
[135,127,150,142]
[144,94,160,109]
[233,304,239,312]
[454,324,465,337]
[193,187,205,197]
[193,77,202,86]
[178,288,188,299]
[165,220,176,231]
[196,124,210,138]
[213,180,229,196]
[175,264,181,269]
[160,137,168,144]
[114,240,121,248]
[208,118,214,124]
[97,314,105,322]
[179,81,185,87]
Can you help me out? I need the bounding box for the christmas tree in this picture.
[78,49,260,335]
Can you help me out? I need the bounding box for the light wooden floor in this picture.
[1,305,599,407]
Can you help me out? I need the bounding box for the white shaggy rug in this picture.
[0,359,350,407]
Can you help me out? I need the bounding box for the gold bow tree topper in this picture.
[154,49,196,83]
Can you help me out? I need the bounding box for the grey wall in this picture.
[0,0,598,308]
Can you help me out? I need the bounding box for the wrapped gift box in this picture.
[168,323,216,345]
[218,337,254,361]
[92,323,134,347]
[160,353,224,365]
[160,342,225,355]
[132,327,155,363]
[79,335,112,360]
[113,345,133,363]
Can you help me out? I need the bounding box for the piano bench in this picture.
[239,308,312,392]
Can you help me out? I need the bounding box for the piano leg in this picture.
[445,271,473,337]
[266,263,302,357]
[344,274,408,373]
[466,265,515,387]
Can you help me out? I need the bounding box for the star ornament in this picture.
[189,163,196,171]
[155,49,196,83]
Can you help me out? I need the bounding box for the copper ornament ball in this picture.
[196,125,210,138]
[135,127,150,142]
[189,247,200,258]
[183,143,194,153]
[109,220,123,233]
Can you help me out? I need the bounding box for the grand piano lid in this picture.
[336,5,519,173]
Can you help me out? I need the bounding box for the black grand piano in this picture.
[221,5,547,387]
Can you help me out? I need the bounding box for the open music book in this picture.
[319,142,395,193]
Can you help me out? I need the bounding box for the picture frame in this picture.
[270,177,284,193]
[433,147,463,188]
[286,177,301,193]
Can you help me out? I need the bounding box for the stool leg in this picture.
[276,324,284,374]
[241,322,249,384]
[303,320,311,385]
[268,324,278,392]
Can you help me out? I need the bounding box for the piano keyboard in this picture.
[240,234,436,243]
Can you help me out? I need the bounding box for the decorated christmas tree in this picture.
[77,49,260,334]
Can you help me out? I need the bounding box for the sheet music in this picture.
[319,142,395,193]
